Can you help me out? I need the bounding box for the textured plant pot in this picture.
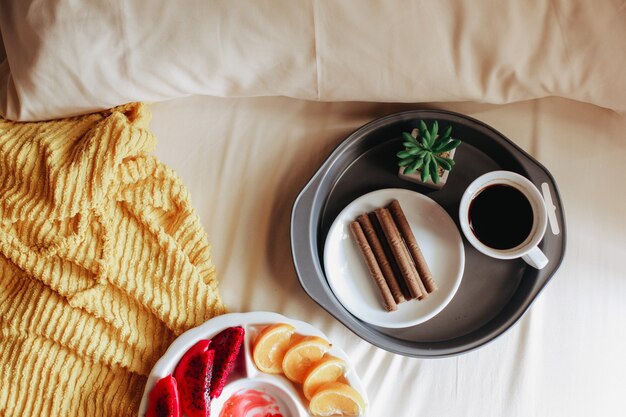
[398,147,457,189]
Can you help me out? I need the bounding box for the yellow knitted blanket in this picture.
[0,103,226,416]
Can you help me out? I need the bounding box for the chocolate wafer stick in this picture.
[349,221,398,311]
[356,214,406,304]
[374,208,424,300]
[369,212,412,300]
[388,199,438,293]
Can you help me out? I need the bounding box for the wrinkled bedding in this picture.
[1,1,625,416]
[149,95,625,417]
[1,0,625,120]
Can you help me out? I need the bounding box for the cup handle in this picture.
[522,246,549,269]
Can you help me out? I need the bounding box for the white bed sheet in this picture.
[150,95,626,417]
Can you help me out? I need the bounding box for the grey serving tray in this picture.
[290,110,566,358]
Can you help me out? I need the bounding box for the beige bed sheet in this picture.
[149,95,625,417]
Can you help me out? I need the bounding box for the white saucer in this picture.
[323,188,465,328]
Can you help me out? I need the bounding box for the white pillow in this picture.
[0,0,317,120]
[1,0,625,121]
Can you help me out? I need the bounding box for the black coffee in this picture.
[468,184,533,250]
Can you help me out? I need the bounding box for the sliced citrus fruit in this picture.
[309,381,366,416]
[252,323,296,374]
[302,355,347,400]
[282,335,331,383]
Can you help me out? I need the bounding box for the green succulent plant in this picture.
[397,120,461,184]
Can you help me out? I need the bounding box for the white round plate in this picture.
[323,188,465,328]
[138,311,368,417]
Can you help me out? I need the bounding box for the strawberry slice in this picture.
[174,340,213,417]
[146,375,180,417]
[210,326,245,398]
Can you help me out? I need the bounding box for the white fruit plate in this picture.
[138,311,369,417]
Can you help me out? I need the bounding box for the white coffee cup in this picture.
[458,170,548,269]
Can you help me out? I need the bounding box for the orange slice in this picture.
[302,355,347,400]
[282,336,331,383]
[309,381,366,416]
[252,323,296,374]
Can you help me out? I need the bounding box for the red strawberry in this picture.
[174,340,213,417]
[209,326,245,398]
[146,375,180,417]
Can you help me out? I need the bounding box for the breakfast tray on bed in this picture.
[290,110,566,358]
